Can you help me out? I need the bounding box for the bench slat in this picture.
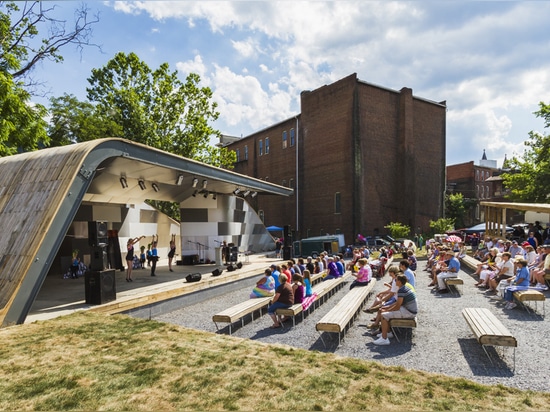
[316,281,375,333]
[462,307,517,347]
[212,297,271,324]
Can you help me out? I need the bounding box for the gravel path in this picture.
[156,259,550,392]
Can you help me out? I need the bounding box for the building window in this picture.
[235,148,240,162]
[282,131,288,149]
[282,179,287,187]
[290,128,295,147]
[476,185,480,198]
[259,210,264,223]
[244,145,248,160]
[259,139,263,156]
[335,192,341,214]
[289,178,294,189]
[265,137,270,154]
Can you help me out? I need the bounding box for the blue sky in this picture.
[31,1,550,166]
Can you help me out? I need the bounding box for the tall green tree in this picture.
[0,1,99,156]
[501,101,550,202]
[48,94,121,145]
[84,52,235,168]
[445,192,466,228]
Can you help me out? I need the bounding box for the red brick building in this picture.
[223,73,447,244]
[446,151,509,226]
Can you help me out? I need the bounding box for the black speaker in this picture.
[182,255,199,265]
[283,246,292,260]
[236,262,243,269]
[90,246,108,271]
[85,269,116,305]
[284,225,292,247]
[186,273,202,283]
[88,221,108,247]
[212,268,223,277]
[227,264,235,272]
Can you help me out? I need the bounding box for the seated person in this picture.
[503,257,530,309]
[292,273,305,304]
[350,258,372,289]
[487,252,514,293]
[373,273,418,345]
[363,266,399,315]
[407,249,417,272]
[428,248,450,287]
[323,256,340,280]
[250,268,276,298]
[400,259,416,288]
[267,274,294,328]
[302,269,313,297]
[472,248,499,285]
[435,250,461,293]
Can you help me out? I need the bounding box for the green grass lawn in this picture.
[0,312,547,410]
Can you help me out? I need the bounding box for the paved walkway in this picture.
[26,254,277,324]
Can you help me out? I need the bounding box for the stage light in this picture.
[138,180,146,190]
[212,193,217,200]
[251,191,257,198]
[243,190,250,197]
[203,191,209,198]
[192,190,198,197]
[192,178,198,188]
[233,188,241,195]
[120,176,128,189]
[202,179,208,189]
[152,183,159,192]
[176,174,184,186]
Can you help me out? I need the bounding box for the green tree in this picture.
[501,101,550,202]
[85,52,235,168]
[0,1,99,156]
[445,192,466,228]
[429,218,455,235]
[384,222,411,239]
[48,94,121,145]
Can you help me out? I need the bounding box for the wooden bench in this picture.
[388,317,417,342]
[212,297,271,334]
[462,307,517,369]
[276,274,348,327]
[316,280,376,346]
[460,255,479,272]
[513,290,546,317]
[444,277,464,295]
[213,270,328,334]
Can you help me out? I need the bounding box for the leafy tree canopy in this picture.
[0,1,98,156]
[501,101,550,202]
[82,52,235,168]
[445,192,466,229]
[384,222,411,239]
[429,218,455,235]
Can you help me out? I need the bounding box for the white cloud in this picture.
[98,1,550,163]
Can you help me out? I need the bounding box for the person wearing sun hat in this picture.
[502,257,531,310]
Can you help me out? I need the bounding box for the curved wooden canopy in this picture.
[0,139,292,327]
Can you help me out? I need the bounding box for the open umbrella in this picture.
[446,235,462,243]
[266,225,283,232]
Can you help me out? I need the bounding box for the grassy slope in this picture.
[0,312,547,411]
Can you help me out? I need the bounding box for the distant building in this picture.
[225,73,447,244]
[446,150,510,226]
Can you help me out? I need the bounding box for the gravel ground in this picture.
[156,258,550,393]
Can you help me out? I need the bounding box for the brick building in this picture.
[446,150,510,227]
[223,73,447,245]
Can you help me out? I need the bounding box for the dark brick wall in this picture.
[230,73,446,244]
